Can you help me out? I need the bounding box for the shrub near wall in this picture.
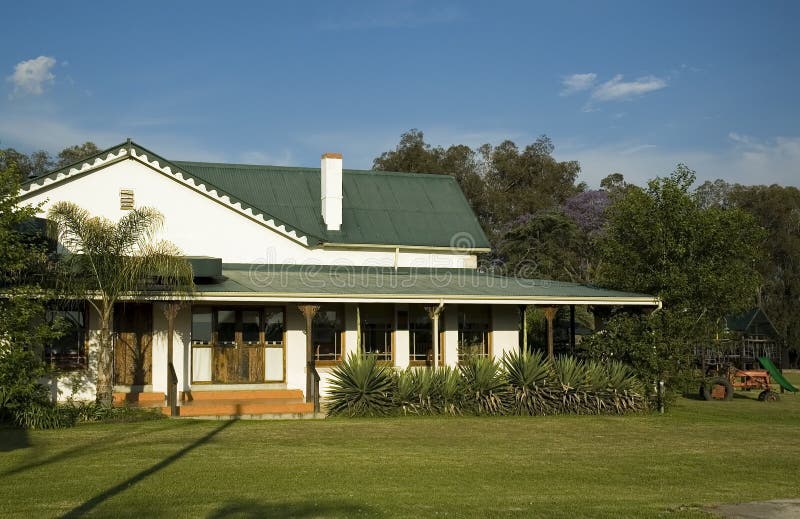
[326,351,649,417]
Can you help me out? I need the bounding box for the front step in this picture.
[113,391,165,407]
[169,388,318,419]
[184,389,303,402]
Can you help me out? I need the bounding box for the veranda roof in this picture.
[190,263,661,307]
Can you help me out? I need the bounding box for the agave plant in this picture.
[501,350,556,415]
[431,366,464,415]
[551,356,594,414]
[326,354,395,417]
[460,357,506,415]
[394,368,423,415]
[602,360,648,414]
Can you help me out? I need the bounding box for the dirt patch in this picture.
[708,499,800,518]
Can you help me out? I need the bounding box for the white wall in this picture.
[21,159,476,268]
[491,305,520,360]
[443,306,459,367]
[50,305,100,402]
[151,305,191,394]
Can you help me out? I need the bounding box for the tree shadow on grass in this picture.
[207,499,381,518]
[61,420,235,519]
[0,426,29,452]
[0,422,177,478]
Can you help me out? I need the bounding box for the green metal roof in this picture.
[174,160,490,249]
[21,139,490,249]
[725,307,778,336]
[192,264,659,304]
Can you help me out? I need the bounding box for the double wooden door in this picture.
[114,303,153,386]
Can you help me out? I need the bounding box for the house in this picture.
[19,140,660,416]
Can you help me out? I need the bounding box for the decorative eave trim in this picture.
[128,148,310,247]
[18,143,312,247]
[320,242,492,253]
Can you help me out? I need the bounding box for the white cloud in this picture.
[7,56,57,96]
[557,135,800,188]
[561,73,597,96]
[591,74,667,102]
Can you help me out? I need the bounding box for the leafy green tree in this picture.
[589,165,766,392]
[55,142,100,168]
[599,165,764,317]
[0,155,62,422]
[496,211,586,282]
[0,148,53,181]
[481,137,584,230]
[728,184,800,366]
[0,156,54,352]
[48,202,195,405]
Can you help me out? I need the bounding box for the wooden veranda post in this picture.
[162,302,182,417]
[425,304,444,367]
[298,304,320,407]
[569,305,576,354]
[543,306,558,360]
[519,305,528,353]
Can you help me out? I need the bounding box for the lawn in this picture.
[1,379,799,518]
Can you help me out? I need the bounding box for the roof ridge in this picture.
[173,160,457,181]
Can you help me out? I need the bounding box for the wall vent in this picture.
[120,189,134,210]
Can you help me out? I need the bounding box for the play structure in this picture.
[700,357,798,402]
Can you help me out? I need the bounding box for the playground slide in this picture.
[758,357,799,393]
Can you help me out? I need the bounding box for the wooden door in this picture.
[114,303,153,386]
[212,346,265,383]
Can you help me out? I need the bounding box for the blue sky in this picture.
[1,1,798,187]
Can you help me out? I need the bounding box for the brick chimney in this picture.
[320,152,343,231]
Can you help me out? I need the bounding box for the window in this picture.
[409,305,433,365]
[457,305,490,361]
[191,307,212,344]
[45,303,87,370]
[313,305,343,363]
[360,304,393,362]
[264,308,284,343]
[216,310,236,345]
[190,306,285,346]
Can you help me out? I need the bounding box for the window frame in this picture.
[360,304,395,364]
[312,304,345,366]
[457,305,492,362]
[190,305,286,348]
[44,301,89,371]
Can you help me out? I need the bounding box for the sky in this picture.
[1,1,799,187]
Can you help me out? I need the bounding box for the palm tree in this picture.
[48,202,194,406]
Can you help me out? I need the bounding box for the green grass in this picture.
[2,378,799,518]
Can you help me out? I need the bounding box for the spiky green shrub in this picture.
[551,356,595,414]
[460,357,506,415]
[326,353,395,417]
[600,360,648,414]
[502,350,556,415]
[431,366,464,415]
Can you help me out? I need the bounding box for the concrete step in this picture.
[184,389,304,402]
[174,400,315,417]
[113,391,165,407]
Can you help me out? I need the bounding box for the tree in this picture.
[728,184,800,367]
[48,202,194,405]
[0,148,53,181]
[0,154,64,423]
[0,155,55,352]
[56,142,100,169]
[496,211,586,282]
[588,165,766,392]
[481,137,584,233]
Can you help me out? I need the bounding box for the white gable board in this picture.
[20,157,476,268]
